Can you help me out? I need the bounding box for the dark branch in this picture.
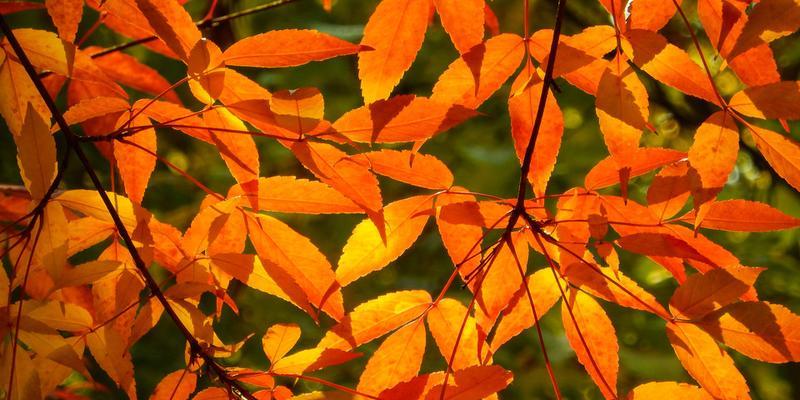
[0,15,257,400]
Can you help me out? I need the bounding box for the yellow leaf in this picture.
[426,297,487,370]
[357,319,426,396]
[0,54,50,136]
[318,290,432,350]
[336,195,432,286]
[86,326,137,399]
[263,323,302,364]
[13,103,56,201]
[35,202,69,283]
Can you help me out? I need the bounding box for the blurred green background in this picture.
[2,0,800,399]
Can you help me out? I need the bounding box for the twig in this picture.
[0,16,257,400]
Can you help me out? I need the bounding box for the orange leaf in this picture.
[350,149,454,189]
[55,190,138,231]
[358,0,431,103]
[270,87,325,135]
[433,0,484,54]
[427,298,487,370]
[246,213,345,321]
[45,0,83,43]
[626,29,719,104]
[728,0,800,59]
[509,61,564,198]
[223,29,363,68]
[88,47,181,103]
[666,322,750,400]
[114,114,156,204]
[688,111,739,209]
[150,369,196,400]
[263,323,302,364]
[0,2,45,15]
[331,95,476,143]
[727,44,782,87]
[0,56,51,136]
[13,103,56,201]
[356,319,426,396]
[585,147,686,190]
[211,253,316,319]
[697,301,800,363]
[669,266,763,319]
[730,81,800,120]
[617,232,714,265]
[86,326,137,399]
[474,232,528,328]
[35,202,69,284]
[681,200,800,232]
[748,124,800,191]
[135,0,201,61]
[435,195,485,281]
[135,99,213,143]
[318,290,432,350]
[564,263,671,319]
[270,347,360,375]
[625,382,712,400]
[93,0,176,58]
[191,388,229,400]
[181,196,241,257]
[595,54,649,168]
[561,290,618,399]
[425,365,513,400]
[204,107,260,201]
[628,0,680,32]
[63,96,130,127]
[432,33,525,109]
[379,365,512,400]
[647,161,692,221]
[336,195,432,286]
[492,267,563,350]
[227,176,362,214]
[528,26,617,94]
[289,141,384,227]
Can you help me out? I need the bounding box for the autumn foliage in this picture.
[2,0,800,399]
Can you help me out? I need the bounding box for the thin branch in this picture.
[512,0,569,216]
[669,0,727,109]
[506,232,563,399]
[530,228,618,399]
[0,16,257,400]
